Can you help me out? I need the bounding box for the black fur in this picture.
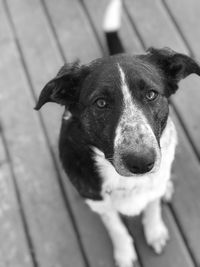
[59,116,102,200]
[34,62,90,110]
[105,31,124,55]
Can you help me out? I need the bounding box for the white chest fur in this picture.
[90,117,177,216]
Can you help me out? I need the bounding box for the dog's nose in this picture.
[122,149,155,174]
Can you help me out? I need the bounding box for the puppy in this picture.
[35,1,200,266]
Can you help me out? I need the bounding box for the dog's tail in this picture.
[103,0,124,55]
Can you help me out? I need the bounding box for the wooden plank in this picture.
[124,0,187,53]
[0,38,84,267]
[43,0,102,63]
[82,0,143,54]
[169,108,200,266]
[0,161,34,267]
[173,76,200,157]
[163,0,200,157]
[3,0,85,265]
[164,0,200,58]
[0,0,13,43]
[7,0,116,266]
[0,2,33,265]
[6,0,64,145]
[0,136,7,163]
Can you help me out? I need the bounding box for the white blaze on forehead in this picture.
[118,64,133,108]
[115,64,158,151]
[117,63,145,121]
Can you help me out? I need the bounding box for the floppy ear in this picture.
[34,61,90,110]
[147,47,200,96]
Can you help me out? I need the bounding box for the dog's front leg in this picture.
[142,198,169,254]
[86,199,137,267]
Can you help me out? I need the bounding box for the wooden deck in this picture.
[0,0,200,266]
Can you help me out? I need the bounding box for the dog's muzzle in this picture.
[114,123,160,177]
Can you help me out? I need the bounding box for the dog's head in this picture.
[35,48,200,177]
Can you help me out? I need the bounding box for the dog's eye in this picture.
[145,90,158,101]
[95,98,107,108]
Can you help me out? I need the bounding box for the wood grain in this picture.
[0,31,84,267]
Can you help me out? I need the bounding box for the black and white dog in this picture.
[35,0,200,266]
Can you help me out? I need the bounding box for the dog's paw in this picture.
[144,220,169,254]
[114,242,137,267]
[163,180,174,203]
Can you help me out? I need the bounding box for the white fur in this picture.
[142,198,169,254]
[103,0,122,32]
[114,65,161,174]
[86,117,177,267]
[63,109,72,120]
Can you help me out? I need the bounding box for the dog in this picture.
[35,0,200,266]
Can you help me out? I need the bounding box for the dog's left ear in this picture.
[147,47,200,96]
[34,61,90,110]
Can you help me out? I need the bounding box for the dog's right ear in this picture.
[34,61,90,110]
